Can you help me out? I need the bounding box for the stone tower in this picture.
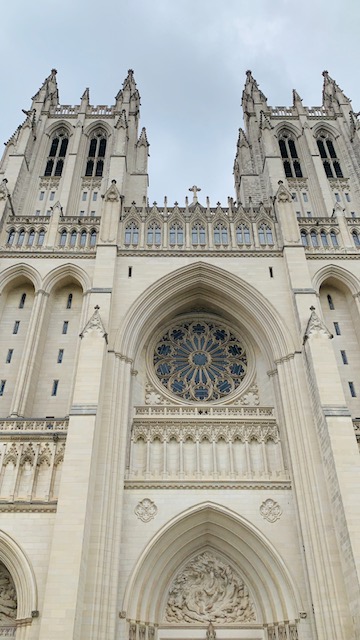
[0,68,359,640]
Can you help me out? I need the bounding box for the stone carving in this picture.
[0,180,9,201]
[105,180,120,202]
[129,623,137,640]
[304,306,332,341]
[0,564,17,623]
[207,622,216,639]
[133,422,279,444]
[148,627,155,639]
[145,381,169,406]
[276,181,292,203]
[234,383,260,406]
[260,498,282,523]
[165,551,255,624]
[134,498,158,522]
[80,306,108,342]
[138,625,146,640]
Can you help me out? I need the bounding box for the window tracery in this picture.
[44,129,69,177]
[85,130,107,177]
[316,130,343,179]
[125,222,139,245]
[169,223,184,245]
[153,319,248,402]
[278,130,303,178]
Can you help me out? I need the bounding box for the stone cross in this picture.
[189,185,201,204]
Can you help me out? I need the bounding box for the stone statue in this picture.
[165,551,255,624]
[206,622,216,639]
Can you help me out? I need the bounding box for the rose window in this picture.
[153,320,247,401]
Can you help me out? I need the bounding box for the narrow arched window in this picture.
[352,230,360,247]
[90,229,97,247]
[44,129,69,177]
[124,222,139,245]
[59,229,67,247]
[301,230,308,246]
[327,294,335,310]
[266,227,274,244]
[17,229,25,246]
[147,222,161,245]
[310,230,318,247]
[316,130,343,179]
[66,294,73,309]
[85,130,107,177]
[80,230,87,247]
[278,130,303,178]
[70,230,77,247]
[214,224,228,245]
[38,229,45,246]
[27,229,35,246]
[320,230,328,247]
[330,230,339,247]
[7,229,15,245]
[169,223,184,245]
[19,293,26,308]
[191,223,206,245]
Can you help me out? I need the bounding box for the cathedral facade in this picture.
[0,67,359,640]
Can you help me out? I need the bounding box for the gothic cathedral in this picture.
[0,68,359,640]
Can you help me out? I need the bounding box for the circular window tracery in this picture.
[153,319,247,402]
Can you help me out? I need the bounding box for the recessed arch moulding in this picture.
[122,503,303,628]
[114,262,297,371]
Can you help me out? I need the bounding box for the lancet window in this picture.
[316,130,343,179]
[213,224,228,245]
[169,223,184,245]
[85,130,107,177]
[278,130,303,178]
[236,224,251,245]
[147,222,161,245]
[352,230,360,247]
[191,223,206,245]
[44,129,69,177]
[258,224,274,245]
[125,222,139,245]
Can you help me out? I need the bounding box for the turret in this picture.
[322,70,352,117]
[241,70,268,117]
[31,68,59,115]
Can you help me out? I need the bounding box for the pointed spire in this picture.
[115,69,140,110]
[136,127,149,147]
[237,128,251,149]
[322,70,351,110]
[292,89,302,106]
[32,68,59,107]
[81,87,89,101]
[304,306,332,342]
[115,109,128,129]
[259,110,272,131]
[242,70,268,111]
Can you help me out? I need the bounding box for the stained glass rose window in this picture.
[153,319,247,401]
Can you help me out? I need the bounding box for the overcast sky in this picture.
[1,0,359,205]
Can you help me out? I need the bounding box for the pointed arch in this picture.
[42,263,91,294]
[0,264,41,293]
[115,262,296,365]
[122,502,302,625]
[0,529,37,621]
[313,264,360,295]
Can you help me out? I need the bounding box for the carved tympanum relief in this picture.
[165,551,255,624]
[0,564,17,625]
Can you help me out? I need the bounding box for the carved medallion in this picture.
[134,498,158,522]
[165,551,256,623]
[260,498,282,523]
